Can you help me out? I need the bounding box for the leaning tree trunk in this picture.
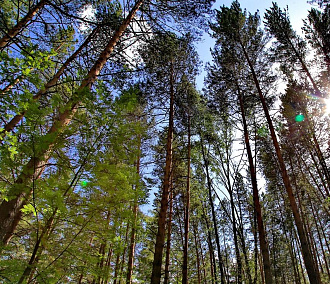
[240,40,322,284]
[0,0,144,246]
[237,86,273,284]
[150,60,175,284]
[1,26,100,138]
[18,211,56,283]
[0,0,48,49]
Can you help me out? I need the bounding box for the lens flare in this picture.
[295,114,305,122]
[81,180,88,187]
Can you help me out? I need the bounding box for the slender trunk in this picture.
[118,224,130,283]
[18,211,56,283]
[308,147,329,195]
[237,88,273,283]
[103,247,114,284]
[182,115,191,284]
[239,225,253,284]
[0,0,47,49]
[253,214,258,284]
[0,0,144,246]
[259,251,265,284]
[277,23,321,94]
[164,184,173,284]
[197,223,207,284]
[93,211,112,284]
[200,138,226,284]
[240,41,322,284]
[282,219,301,284]
[126,151,141,284]
[125,207,137,284]
[193,221,202,284]
[228,189,242,283]
[311,203,330,281]
[235,191,252,284]
[113,253,121,284]
[206,220,217,284]
[310,132,330,192]
[201,205,218,284]
[150,60,174,284]
[294,146,328,202]
[93,243,107,284]
[223,228,230,284]
[1,26,100,137]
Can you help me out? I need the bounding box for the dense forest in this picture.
[0,0,329,283]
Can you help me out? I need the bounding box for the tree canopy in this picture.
[0,0,329,283]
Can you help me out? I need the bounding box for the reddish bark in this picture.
[0,0,144,246]
[0,0,47,49]
[150,61,174,284]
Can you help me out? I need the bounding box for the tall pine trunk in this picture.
[126,147,141,284]
[0,0,144,246]
[193,221,202,284]
[182,115,191,284]
[150,60,174,284]
[240,41,322,284]
[200,138,226,284]
[164,183,173,284]
[237,87,273,284]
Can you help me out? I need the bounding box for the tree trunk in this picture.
[200,138,226,284]
[228,189,242,283]
[182,115,191,284]
[237,87,273,284]
[126,150,141,284]
[240,40,322,284]
[0,0,47,49]
[0,0,144,246]
[1,26,100,137]
[113,252,121,284]
[18,211,56,283]
[206,217,217,284]
[193,221,202,284]
[118,223,130,283]
[150,60,174,284]
[197,223,207,284]
[164,183,173,284]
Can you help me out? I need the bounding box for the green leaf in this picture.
[21,204,37,216]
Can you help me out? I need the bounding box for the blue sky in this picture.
[196,0,313,90]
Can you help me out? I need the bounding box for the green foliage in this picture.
[0,1,328,283]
